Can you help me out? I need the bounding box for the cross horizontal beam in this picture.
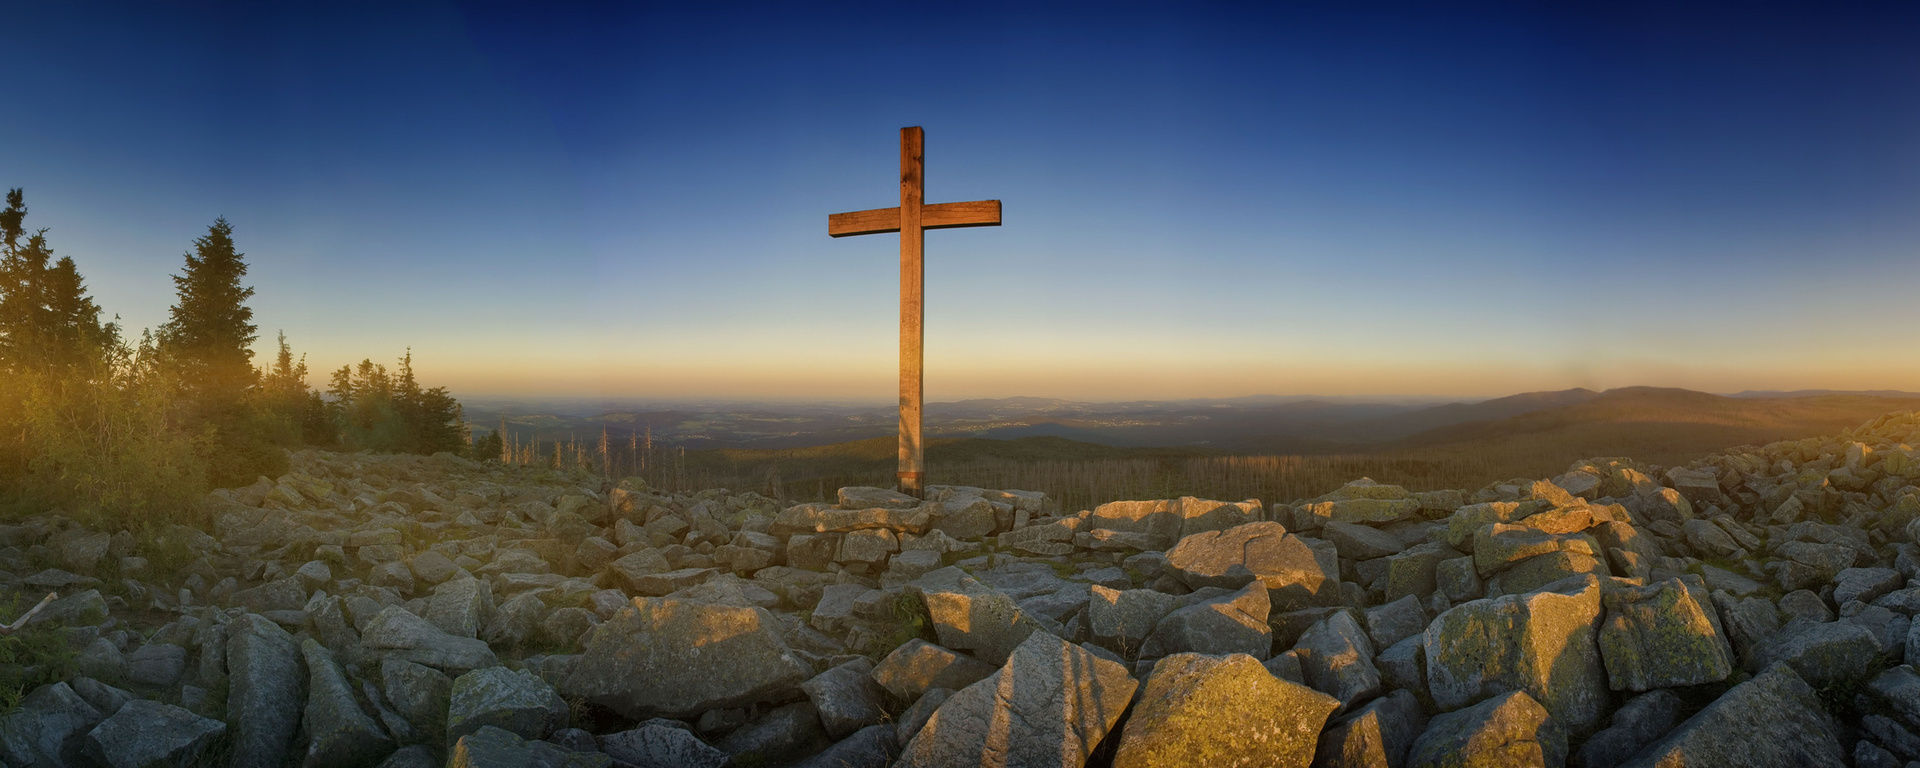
[827,200,1002,238]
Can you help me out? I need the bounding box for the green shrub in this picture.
[10,363,209,530]
[0,594,76,715]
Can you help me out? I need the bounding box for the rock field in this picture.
[11,412,1920,766]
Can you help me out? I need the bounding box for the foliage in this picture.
[0,188,467,538]
[15,352,210,529]
[470,430,504,463]
[0,593,77,715]
[327,349,468,455]
[156,216,257,401]
[0,189,116,374]
[151,217,289,487]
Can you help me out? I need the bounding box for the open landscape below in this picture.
[504,387,1920,511]
[4,408,1920,765]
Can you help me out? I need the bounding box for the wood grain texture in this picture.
[827,199,1002,237]
[898,126,925,497]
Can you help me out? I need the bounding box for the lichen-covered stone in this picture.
[1087,585,1184,657]
[1597,577,1734,691]
[1383,542,1463,603]
[446,725,610,768]
[1113,652,1339,768]
[598,721,729,768]
[1753,619,1880,688]
[360,605,498,675]
[1424,575,1607,733]
[0,682,103,767]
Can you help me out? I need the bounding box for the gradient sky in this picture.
[6,2,1919,401]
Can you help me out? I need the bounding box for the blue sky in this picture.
[6,2,1918,400]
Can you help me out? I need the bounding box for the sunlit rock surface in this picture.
[1113,652,1337,768]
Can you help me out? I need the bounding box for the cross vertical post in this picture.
[828,127,1002,498]
[898,127,926,497]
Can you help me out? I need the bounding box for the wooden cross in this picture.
[828,127,1001,498]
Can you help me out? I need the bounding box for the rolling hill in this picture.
[660,386,1920,507]
[1385,386,1920,477]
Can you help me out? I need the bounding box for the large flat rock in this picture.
[560,597,810,719]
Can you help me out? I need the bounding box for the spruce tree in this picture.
[0,190,112,372]
[157,217,257,401]
[157,217,282,485]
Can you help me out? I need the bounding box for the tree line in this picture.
[0,188,481,529]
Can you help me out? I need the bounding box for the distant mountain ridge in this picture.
[1730,389,1920,399]
[1389,386,1920,471]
